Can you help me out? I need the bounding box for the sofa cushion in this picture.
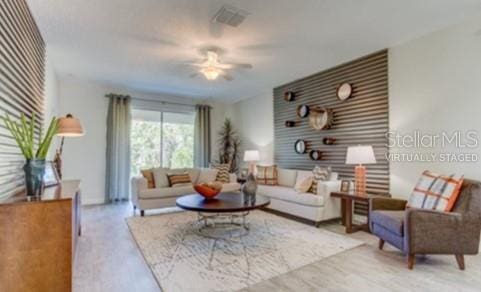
[211,163,230,183]
[138,185,195,199]
[140,168,155,189]
[222,182,241,192]
[185,168,200,184]
[167,173,192,187]
[152,167,170,188]
[257,185,324,207]
[277,168,297,187]
[257,165,278,185]
[197,168,218,184]
[370,210,405,236]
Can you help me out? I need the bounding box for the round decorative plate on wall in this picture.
[309,150,322,160]
[336,82,352,101]
[309,107,333,130]
[294,139,306,154]
[297,105,310,118]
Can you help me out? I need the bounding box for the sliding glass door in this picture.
[131,109,195,176]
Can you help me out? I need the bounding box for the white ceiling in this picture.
[28,0,481,102]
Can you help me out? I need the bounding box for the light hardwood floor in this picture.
[75,203,481,292]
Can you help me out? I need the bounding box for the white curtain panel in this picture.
[194,104,211,168]
[105,94,131,202]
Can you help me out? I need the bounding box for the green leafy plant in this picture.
[1,113,59,160]
[217,118,241,173]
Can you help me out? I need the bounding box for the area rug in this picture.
[127,210,363,292]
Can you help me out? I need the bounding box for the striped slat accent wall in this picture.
[273,50,389,215]
[0,0,45,200]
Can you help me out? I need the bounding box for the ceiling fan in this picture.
[186,50,252,81]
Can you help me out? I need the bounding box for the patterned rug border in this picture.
[126,209,364,292]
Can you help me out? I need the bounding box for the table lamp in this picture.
[243,150,259,175]
[54,114,84,179]
[345,145,376,195]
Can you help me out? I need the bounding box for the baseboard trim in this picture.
[82,197,106,205]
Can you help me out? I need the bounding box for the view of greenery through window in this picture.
[130,110,194,176]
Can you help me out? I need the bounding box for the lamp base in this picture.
[354,165,366,195]
[247,162,257,176]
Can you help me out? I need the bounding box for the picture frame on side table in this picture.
[340,180,351,192]
[43,161,60,188]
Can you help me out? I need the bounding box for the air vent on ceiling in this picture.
[212,5,249,27]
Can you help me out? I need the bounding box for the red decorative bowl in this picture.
[194,183,222,199]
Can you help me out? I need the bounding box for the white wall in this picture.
[58,78,110,204]
[389,14,481,198]
[228,13,481,198]
[227,92,274,170]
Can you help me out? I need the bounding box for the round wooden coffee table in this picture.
[176,192,270,238]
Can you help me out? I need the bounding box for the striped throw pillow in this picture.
[211,163,230,183]
[257,165,278,185]
[140,168,155,189]
[309,166,331,194]
[407,171,464,212]
[167,173,192,187]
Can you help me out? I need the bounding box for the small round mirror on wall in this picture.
[336,82,352,101]
[297,105,310,118]
[294,139,306,154]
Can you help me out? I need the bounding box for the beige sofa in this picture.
[131,168,240,216]
[257,168,342,226]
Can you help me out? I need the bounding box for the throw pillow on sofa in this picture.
[167,173,192,188]
[152,167,170,188]
[257,165,278,185]
[211,163,230,183]
[294,170,314,193]
[309,166,331,194]
[197,168,218,184]
[140,168,155,188]
[407,170,464,212]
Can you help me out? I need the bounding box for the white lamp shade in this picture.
[56,115,84,137]
[345,145,376,165]
[243,150,260,162]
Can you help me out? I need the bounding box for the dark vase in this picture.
[23,159,46,197]
[242,173,257,204]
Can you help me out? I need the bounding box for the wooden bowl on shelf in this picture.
[194,182,223,199]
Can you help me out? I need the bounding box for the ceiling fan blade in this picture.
[217,63,252,70]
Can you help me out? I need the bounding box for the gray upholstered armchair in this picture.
[369,179,481,270]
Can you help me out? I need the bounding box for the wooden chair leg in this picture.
[378,239,385,250]
[455,254,465,270]
[407,254,415,270]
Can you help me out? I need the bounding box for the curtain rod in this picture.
[105,94,197,108]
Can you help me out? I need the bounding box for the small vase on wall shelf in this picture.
[284,91,295,101]
[323,137,336,145]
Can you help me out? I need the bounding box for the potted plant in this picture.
[2,113,59,197]
[217,118,241,173]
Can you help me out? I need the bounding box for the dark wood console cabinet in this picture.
[0,180,81,292]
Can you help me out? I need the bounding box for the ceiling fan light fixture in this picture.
[201,66,220,80]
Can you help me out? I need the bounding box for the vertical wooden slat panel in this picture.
[273,50,389,216]
[0,0,45,200]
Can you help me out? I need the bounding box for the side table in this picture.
[331,191,386,234]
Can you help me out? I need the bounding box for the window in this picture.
[130,109,195,176]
